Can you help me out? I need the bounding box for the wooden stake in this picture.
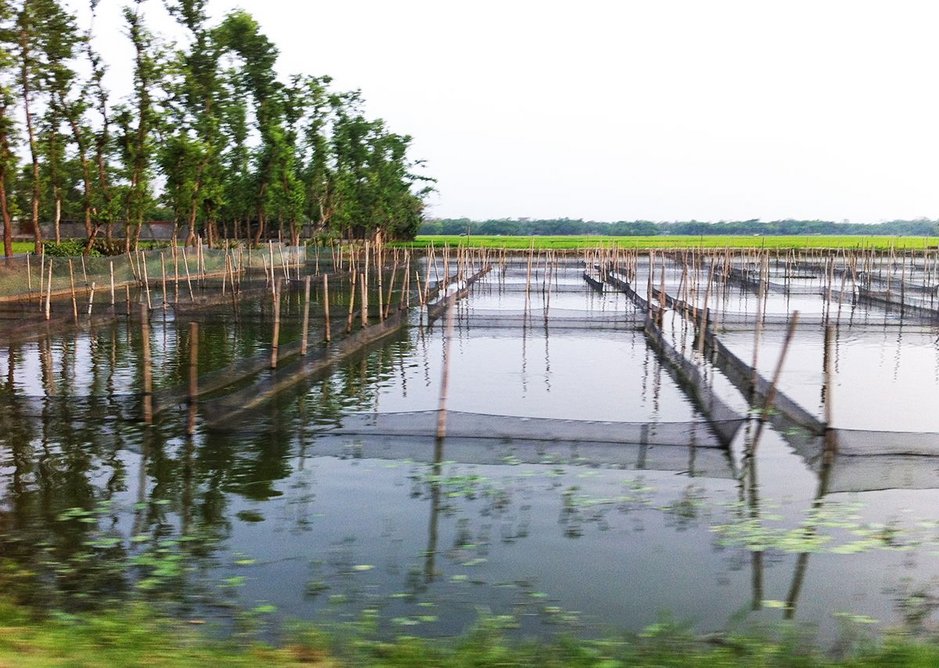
[87,281,96,316]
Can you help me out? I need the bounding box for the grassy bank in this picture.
[1,599,939,666]
[402,235,939,250]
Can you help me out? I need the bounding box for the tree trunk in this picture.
[254,209,265,246]
[54,194,61,243]
[186,203,198,247]
[62,106,97,255]
[0,178,12,258]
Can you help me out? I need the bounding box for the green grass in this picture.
[2,599,939,666]
[401,235,939,251]
[10,241,35,254]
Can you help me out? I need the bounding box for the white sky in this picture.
[74,0,939,223]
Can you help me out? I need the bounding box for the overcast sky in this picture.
[75,0,939,223]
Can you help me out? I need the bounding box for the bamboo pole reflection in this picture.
[425,435,443,584]
[784,431,837,619]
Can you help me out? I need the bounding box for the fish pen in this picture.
[3,245,939,643]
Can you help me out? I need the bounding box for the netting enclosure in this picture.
[4,245,939,641]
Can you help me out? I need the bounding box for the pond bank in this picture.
[1,595,937,667]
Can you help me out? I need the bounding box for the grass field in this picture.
[10,236,939,256]
[402,235,939,251]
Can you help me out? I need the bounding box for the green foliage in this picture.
[42,239,98,256]
[423,218,939,238]
[402,235,939,251]
[0,1,432,249]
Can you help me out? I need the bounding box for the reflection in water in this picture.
[784,431,836,620]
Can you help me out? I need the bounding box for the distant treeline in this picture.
[421,218,939,237]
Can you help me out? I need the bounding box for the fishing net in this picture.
[291,409,738,477]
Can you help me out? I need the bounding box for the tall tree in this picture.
[117,0,159,252]
[161,0,224,246]
[0,0,18,257]
[38,1,80,245]
[15,0,44,253]
[215,10,290,245]
[14,0,81,253]
[84,8,116,246]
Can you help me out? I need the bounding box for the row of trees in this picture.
[0,0,433,256]
[422,218,939,237]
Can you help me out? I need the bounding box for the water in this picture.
[2,260,939,644]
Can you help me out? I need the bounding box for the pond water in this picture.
[1,258,939,644]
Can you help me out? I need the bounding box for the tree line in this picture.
[422,218,939,237]
[0,0,433,257]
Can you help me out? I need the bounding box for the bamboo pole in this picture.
[173,243,180,304]
[750,311,801,454]
[182,247,195,302]
[300,275,312,355]
[68,259,78,324]
[696,257,715,355]
[160,252,168,310]
[141,252,152,310]
[87,281,96,316]
[346,272,357,333]
[377,253,385,321]
[823,323,835,428]
[45,261,52,320]
[110,260,115,306]
[271,279,281,369]
[524,242,533,313]
[187,321,198,436]
[38,253,44,311]
[141,303,153,424]
[269,241,275,291]
[436,295,457,440]
[221,248,228,296]
[323,273,331,342]
[403,253,411,310]
[750,274,764,401]
[360,272,368,328]
[384,265,398,320]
